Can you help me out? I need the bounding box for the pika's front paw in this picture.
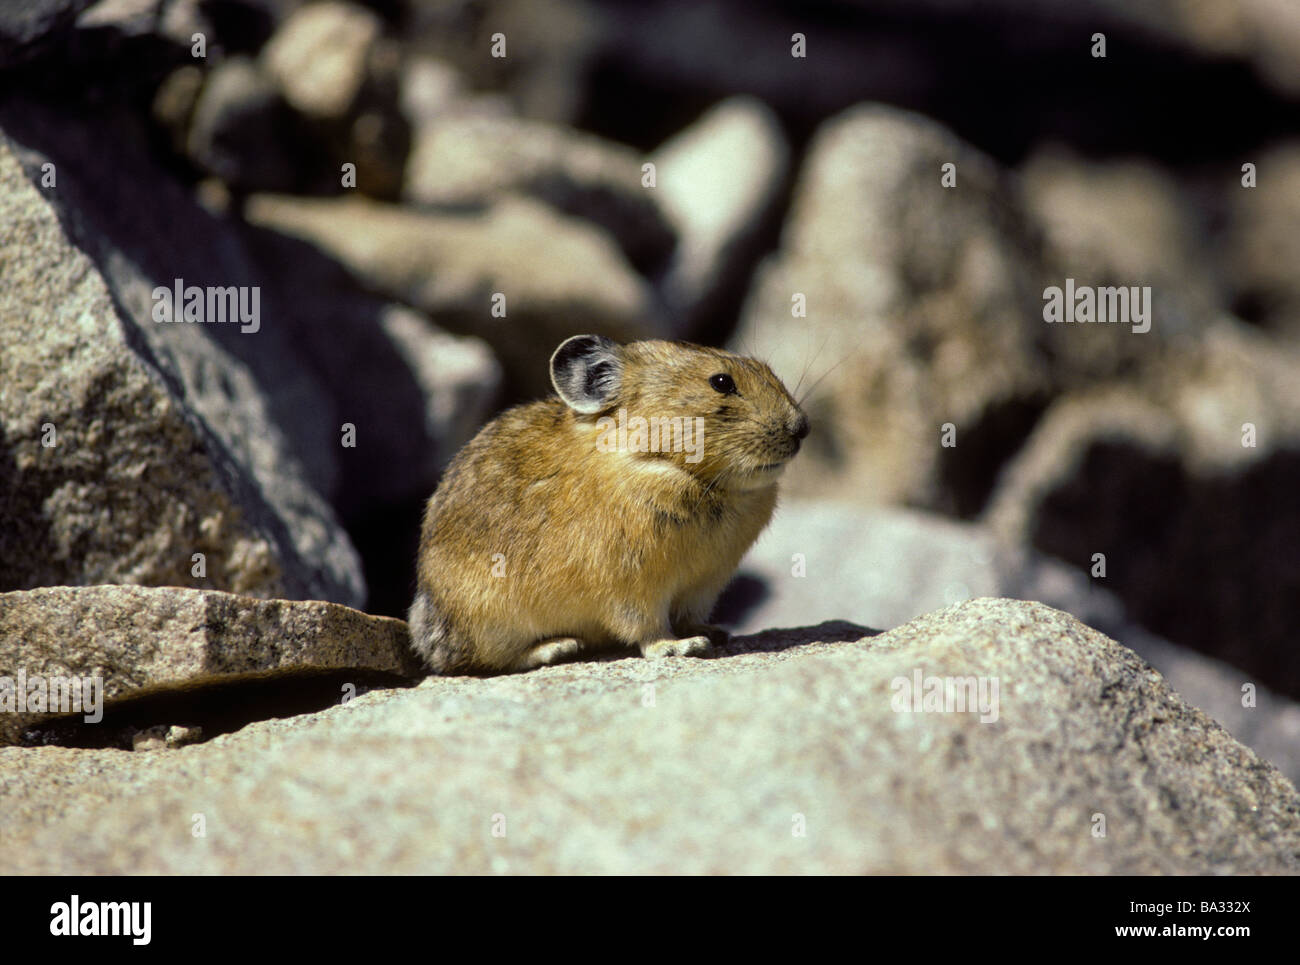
[640,635,712,659]
[517,636,586,669]
[674,622,730,647]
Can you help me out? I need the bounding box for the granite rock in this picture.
[0,584,418,745]
[0,125,365,607]
[2,599,1297,873]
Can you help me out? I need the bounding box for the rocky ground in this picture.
[2,1,1299,873]
[4,599,1299,874]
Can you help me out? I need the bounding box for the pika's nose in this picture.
[789,412,810,440]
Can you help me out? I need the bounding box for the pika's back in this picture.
[420,397,583,553]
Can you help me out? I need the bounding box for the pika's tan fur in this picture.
[408,335,809,673]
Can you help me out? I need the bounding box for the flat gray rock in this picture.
[0,585,418,745]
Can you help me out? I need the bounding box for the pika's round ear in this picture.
[550,334,623,414]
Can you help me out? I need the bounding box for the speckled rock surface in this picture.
[3,599,1296,873]
[0,111,366,608]
[0,585,417,745]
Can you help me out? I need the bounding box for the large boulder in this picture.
[725,499,1300,785]
[3,93,502,613]
[0,122,365,607]
[2,599,1297,873]
[732,103,1288,526]
[732,104,1052,516]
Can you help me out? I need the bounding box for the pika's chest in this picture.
[640,487,773,570]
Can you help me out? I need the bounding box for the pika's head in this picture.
[550,334,809,487]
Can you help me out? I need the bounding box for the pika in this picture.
[408,334,809,673]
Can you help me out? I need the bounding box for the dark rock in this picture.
[0,0,93,68]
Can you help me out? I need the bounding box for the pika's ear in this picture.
[550,334,623,414]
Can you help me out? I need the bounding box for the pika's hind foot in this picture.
[640,635,712,659]
[516,636,586,669]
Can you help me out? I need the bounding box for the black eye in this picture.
[709,373,736,395]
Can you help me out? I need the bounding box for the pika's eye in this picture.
[709,373,737,395]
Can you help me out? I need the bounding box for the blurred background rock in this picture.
[2,1,1298,773]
